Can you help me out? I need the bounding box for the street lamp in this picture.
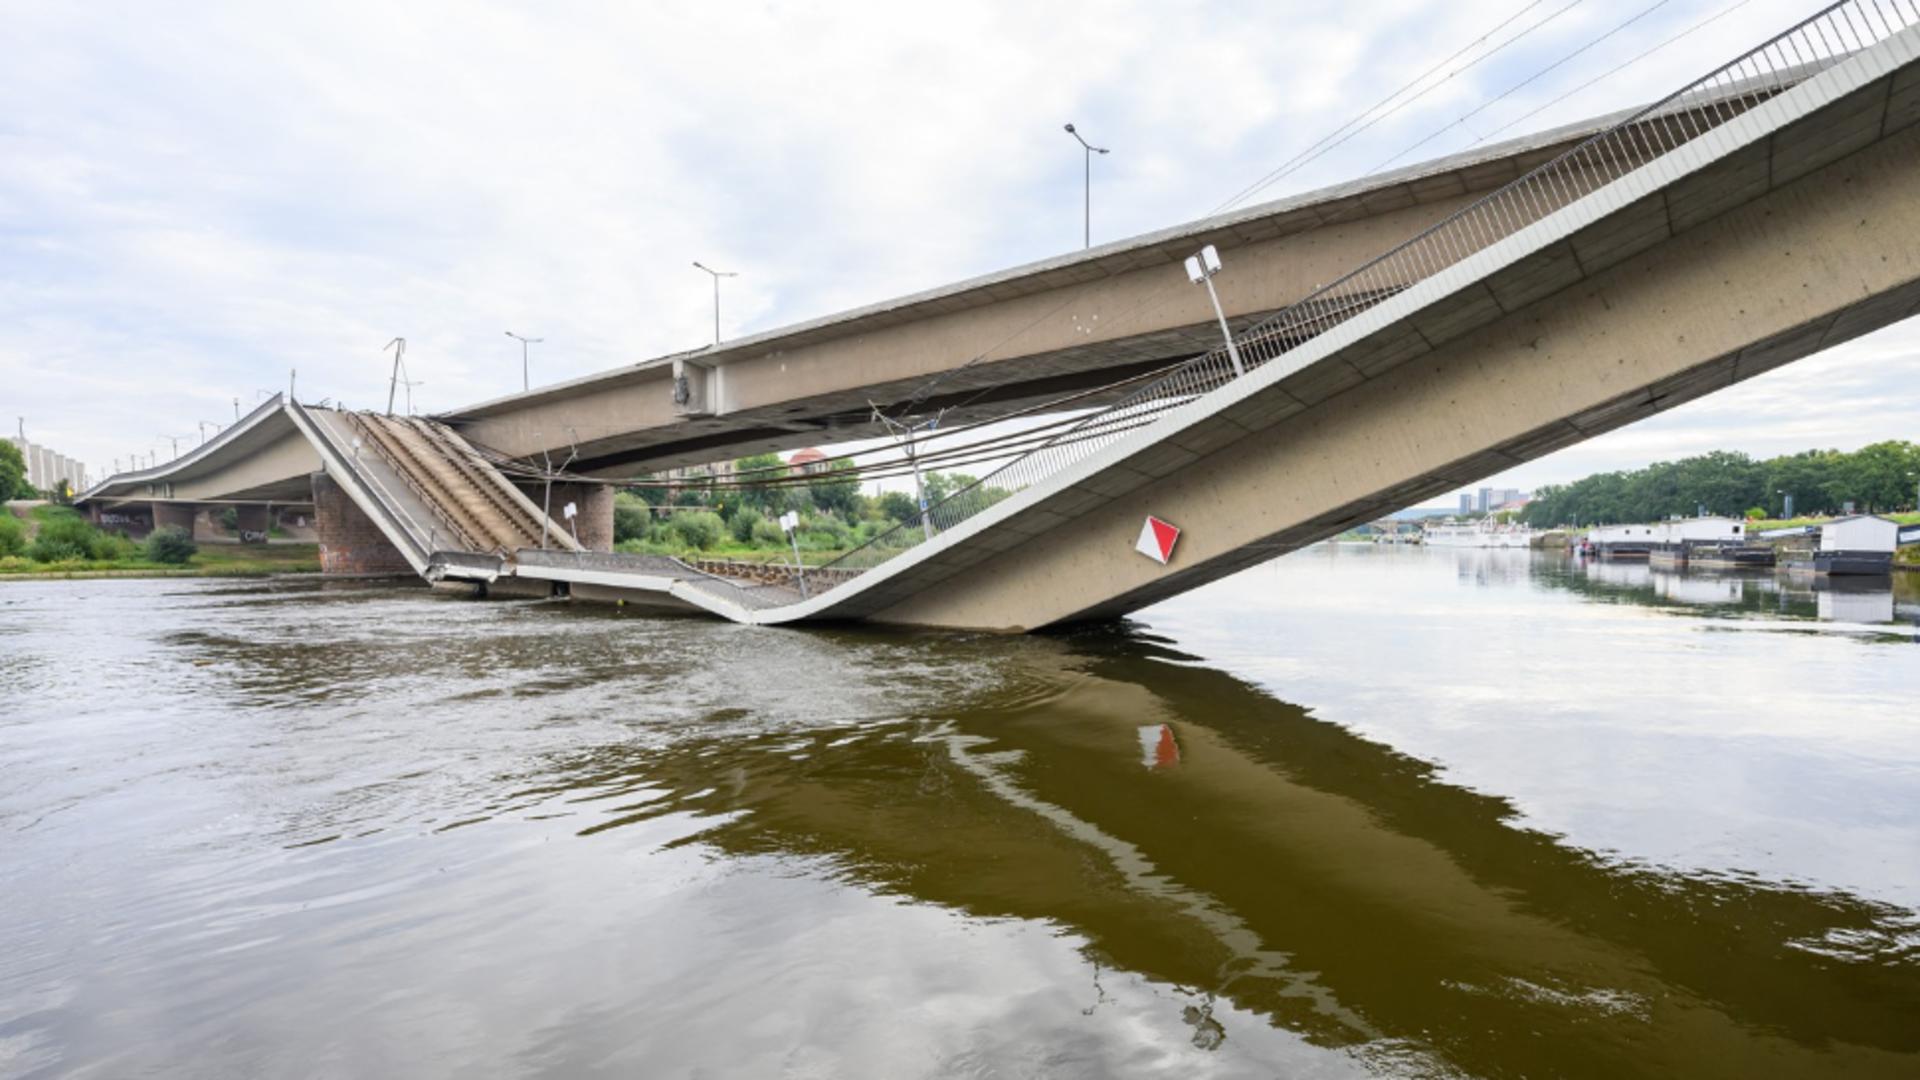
[693,261,737,346]
[158,434,183,460]
[1063,123,1109,249]
[505,331,543,392]
[198,421,220,445]
[1777,489,1793,520]
[1183,244,1245,376]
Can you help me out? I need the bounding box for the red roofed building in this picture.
[787,448,830,475]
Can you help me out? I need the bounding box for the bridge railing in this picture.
[813,0,1918,587]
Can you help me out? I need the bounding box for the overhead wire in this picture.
[1459,0,1759,151]
[1208,0,1584,216]
[1366,0,1678,175]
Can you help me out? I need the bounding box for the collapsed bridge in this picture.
[79,2,1920,630]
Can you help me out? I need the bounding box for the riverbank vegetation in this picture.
[0,505,319,577]
[610,457,1012,563]
[1522,442,1920,527]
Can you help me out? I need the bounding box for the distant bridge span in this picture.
[80,4,1920,630]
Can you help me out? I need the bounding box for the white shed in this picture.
[1820,515,1899,555]
[1670,516,1743,543]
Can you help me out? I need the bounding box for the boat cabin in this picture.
[1816,514,1899,575]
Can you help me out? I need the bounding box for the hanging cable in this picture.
[1461,0,1759,151]
[1367,0,1678,176]
[1209,0,1584,216]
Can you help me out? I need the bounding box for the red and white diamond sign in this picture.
[1134,515,1180,565]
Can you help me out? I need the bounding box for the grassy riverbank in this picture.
[0,542,321,579]
[1,504,320,579]
[1746,510,1920,531]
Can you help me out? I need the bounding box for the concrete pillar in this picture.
[514,480,615,552]
[233,504,270,544]
[96,504,153,538]
[152,502,195,535]
[311,472,413,575]
[554,482,614,551]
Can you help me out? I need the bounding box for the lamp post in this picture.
[158,434,182,460]
[198,421,219,445]
[506,332,545,395]
[692,262,737,346]
[1777,489,1793,520]
[1183,244,1245,376]
[1063,123,1109,249]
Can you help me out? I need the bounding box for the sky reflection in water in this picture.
[2,546,1917,1078]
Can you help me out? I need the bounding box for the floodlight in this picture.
[1200,245,1222,275]
[1184,256,1204,284]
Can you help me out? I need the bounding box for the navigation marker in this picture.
[1135,515,1180,565]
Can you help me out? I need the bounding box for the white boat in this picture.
[1422,518,1535,548]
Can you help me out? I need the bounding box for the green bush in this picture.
[613,493,652,543]
[668,511,727,551]
[0,514,24,557]
[750,518,787,546]
[33,514,112,560]
[28,537,86,563]
[145,525,198,564]
[797,517,852,551]
[730,508,766,543]
[95,533,140,561]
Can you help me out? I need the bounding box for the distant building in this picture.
[1472,486,1526,513]
[1459,493,1474,515]
[787,447,831,475]
[6,436,87,495]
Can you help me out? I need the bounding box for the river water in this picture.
[2,545,1917,1079]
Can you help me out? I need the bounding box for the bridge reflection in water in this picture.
[505,620,1919,1077]
[6,559,1918,1078]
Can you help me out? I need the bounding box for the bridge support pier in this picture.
[152,502,195,537]
[311,472,413,575]
[232,504,270,544]
[514,481,613,552]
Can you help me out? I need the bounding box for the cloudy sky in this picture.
[4,0,1914,499]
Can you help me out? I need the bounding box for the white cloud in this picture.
[1,0,1911,487]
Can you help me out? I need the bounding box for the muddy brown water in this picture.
[2,545,1916,1078]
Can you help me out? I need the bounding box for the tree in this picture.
[1519,442,1920,527]
[808,459,861,519]
[730,453,787,517]
[875,491,917,524]
[0,441,26,502]
[613,492,652,543]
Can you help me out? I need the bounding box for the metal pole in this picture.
[713,274,721,345]
[385,338,405,415]
[1084,145,1091,249]
[233,397,240,420]
[787,526,809,599]
[540,446,553,550]
[1202,275,1246,376]
[522,339,529,392]
[906,428,934,541]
